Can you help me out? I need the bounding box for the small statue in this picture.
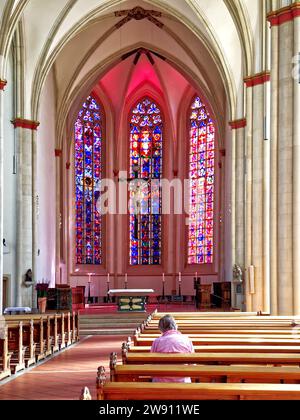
[80,387,92,400]
[233,264,243,283]
[24,269,34,287]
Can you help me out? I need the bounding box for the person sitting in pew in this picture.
[151,315,194,383]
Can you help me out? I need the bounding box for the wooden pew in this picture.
[110,363,300,384]
[22,320,36,368]
[65,312,72,347]
[0,325,11,380]
[123,345,300,360]
[8,322,26,374]
[34,318,46,362]
[133,336,300,347]
[142,327,300,335]
[96,368,300,400]
[98,382,300,400]
[58,313,66,350]
[122,351,300,366]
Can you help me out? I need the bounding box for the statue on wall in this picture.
[24,269,34,288]
[233,264,243,283]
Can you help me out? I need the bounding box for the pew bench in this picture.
[97,381,300,400]
[110,364,300,384]
[142,328,300,335]
[122,352,300,366]
[0,326,12,380]
[125,345,300,355]
[133,336,300,347]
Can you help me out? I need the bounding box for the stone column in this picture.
[244,72,271,313]
[229,120,246,310]
[55,150,62,285]
[12,119,39,308]
[269,22,279,315]
[293,12,300,315]
[244,85,253,312]
[229,121,246,268]
[267,3,299,315]
[0,80,7,314]
[277,19,294,315]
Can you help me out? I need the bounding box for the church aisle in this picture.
[0,336,127,400]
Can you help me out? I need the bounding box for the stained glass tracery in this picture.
[75,96,102,265]
[129,98,163,266]
[188,96,215,265]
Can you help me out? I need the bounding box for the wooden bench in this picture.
[7,322,26,374]
[133,336,300,347]
[0,325,11,380]
[110,363,300,384]
[95,368,300,400]
[125,344,300,356]
[121,351,300,366]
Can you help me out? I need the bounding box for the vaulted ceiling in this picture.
[0,0,272,126]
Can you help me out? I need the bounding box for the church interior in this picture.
[0,0,300,401]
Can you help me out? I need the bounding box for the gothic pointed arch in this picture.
[74,95,104,266]
[128,96,163,266]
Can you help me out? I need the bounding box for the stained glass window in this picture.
[75,96,102,265]
[188,96,215,265]
[129,98,163,266]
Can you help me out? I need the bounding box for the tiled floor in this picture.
[0,336,127,400]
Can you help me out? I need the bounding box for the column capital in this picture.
[244,71,271,88]
[229,119,247,130]
[0,80,7,90]
[267,3,300,27]
[12,118,40,130]
[55,149,62,157]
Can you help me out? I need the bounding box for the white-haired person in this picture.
[150,314,194,383]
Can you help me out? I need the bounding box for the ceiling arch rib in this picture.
[55,41,224,153]
[1,0,252,123]
[0,0,29,76]
[31,2,234,125]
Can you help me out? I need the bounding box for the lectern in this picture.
[194,279,211,309]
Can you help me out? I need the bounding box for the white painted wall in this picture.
[36,69,56,287]
[3,54,17,306]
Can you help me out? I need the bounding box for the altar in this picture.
[108,289,155,312]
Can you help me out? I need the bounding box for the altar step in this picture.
[79,313,148,336]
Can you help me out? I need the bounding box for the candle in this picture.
[162,273,165,283]
[125,274,128,283]
[107,273,110,283]
[179,272,182,283]
[195,272,198,280]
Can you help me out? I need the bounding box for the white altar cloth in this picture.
[108,289,154,297]
[4,307,32,314]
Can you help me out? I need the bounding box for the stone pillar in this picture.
[0,80,7,314]
[293,12,300,315]
[269,22,279,315]
[12,119,39,308]
[244,72,271,313]
[55,150,62,285]
[244,86,253,312]
[268,3,300,315]
[229,119,246,310]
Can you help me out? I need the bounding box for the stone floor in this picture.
[0,335,127,400]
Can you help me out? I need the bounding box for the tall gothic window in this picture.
[129,98,163,266]
[75,96,103,265]
[188,96,215,265]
